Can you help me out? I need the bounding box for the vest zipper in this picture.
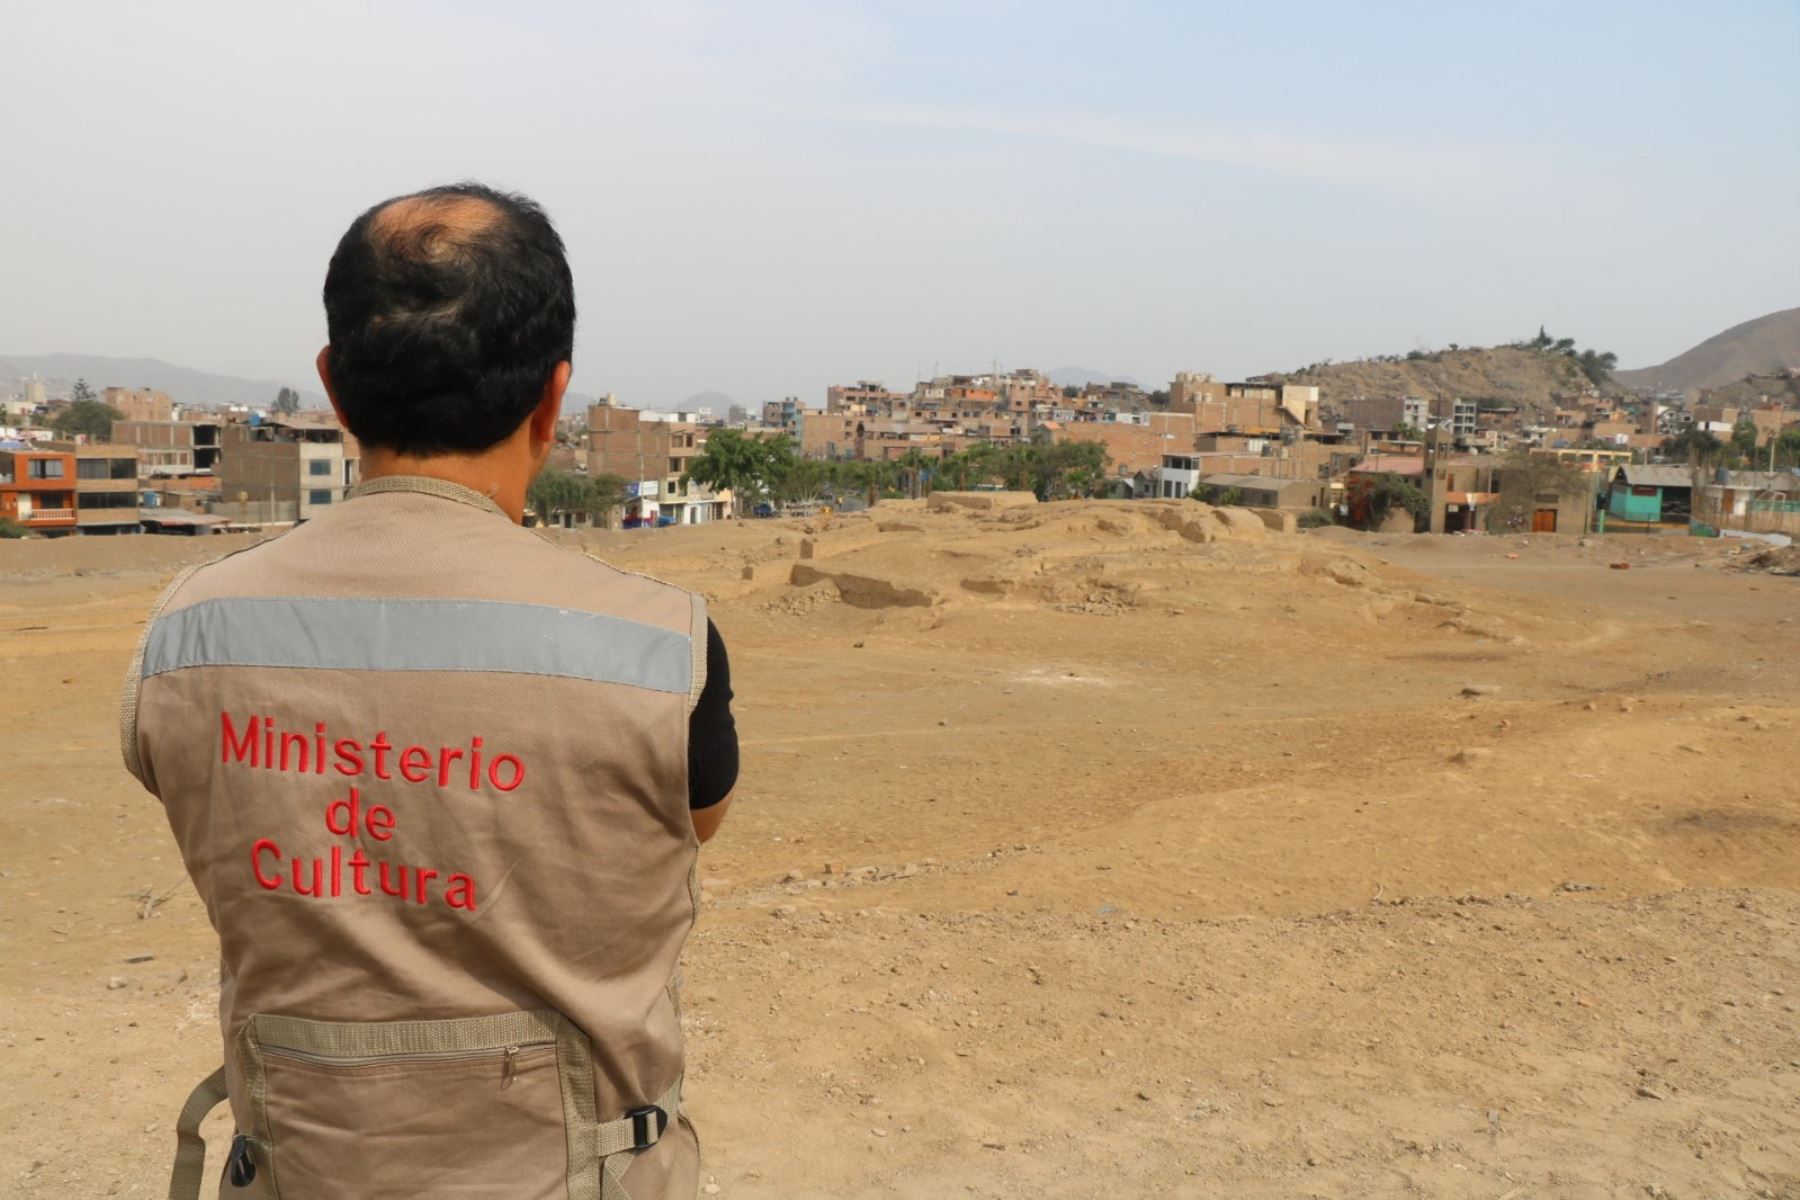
[262,1042,553,1072]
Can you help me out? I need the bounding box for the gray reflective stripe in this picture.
[143,596,692,694]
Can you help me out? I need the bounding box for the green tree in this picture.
[527,469,625,527]
[1729,416,1760,462]
[1192,484,1243,506]
[1575,348,1618,386]
[1024,441,1108,499]
[771,457,841,505]
[1664,427,1725,465]
[853,458,900,504]
[1773,428,1800,469]
[272,386,302,416]
[70,378,97,402]
[895,448,932,499]
[51,397,124,439]
[1392,422,1426,442]
[1352,472,1428,530]
[683,428,793,514]
[0,515,30,538]
[1297,508,1335,529]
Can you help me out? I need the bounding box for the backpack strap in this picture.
[168,1066,229,1200]
[595,1074,684,1200]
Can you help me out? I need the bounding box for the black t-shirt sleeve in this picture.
[687,619,739,811]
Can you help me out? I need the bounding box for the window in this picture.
[308,459,332,477]
[28,459,65,479]
[308,489,333,506]
[82,492,136,509]
[73,457,136,480]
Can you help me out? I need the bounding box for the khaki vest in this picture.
[123,477,707,1200]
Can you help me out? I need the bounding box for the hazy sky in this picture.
[4,1,1797,407]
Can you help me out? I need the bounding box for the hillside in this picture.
[1271,344,1601,416]
[1615,306,1800,397]
[1698,371,1800,411]
[0,353,324,411]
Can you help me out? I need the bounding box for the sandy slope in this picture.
[2,501,1796,1198]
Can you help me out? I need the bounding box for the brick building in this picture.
[1045,412,1197,479]
[215,416,359,525]
[586,404,726,524]
[103,387,175,422]
[112,418,223,477]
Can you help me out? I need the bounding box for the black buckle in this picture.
[226,1133,257,1187]
[627,1104,668,1150]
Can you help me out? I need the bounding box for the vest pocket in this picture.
[236,1010,599,1199]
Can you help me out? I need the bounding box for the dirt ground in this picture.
[2,499,1797,1199]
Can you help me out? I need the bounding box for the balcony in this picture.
[23,508,76,524]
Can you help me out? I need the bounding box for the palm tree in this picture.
[896,448,931,499]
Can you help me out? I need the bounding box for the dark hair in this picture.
[322,182,575,454]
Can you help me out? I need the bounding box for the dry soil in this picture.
[2,500,1797,1198]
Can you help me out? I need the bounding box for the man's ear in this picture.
[316,347,351,429]
[530,361,572,447]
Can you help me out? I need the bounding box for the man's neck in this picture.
[358,447,529,524]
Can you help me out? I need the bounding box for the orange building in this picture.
[0,448,80,535]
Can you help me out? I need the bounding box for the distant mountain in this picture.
[1048,366,1140,389]
[0,353,324,410]
[1614,307,1800,397]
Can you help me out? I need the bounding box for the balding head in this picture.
[322,182,575,455]
[367,192,506,264]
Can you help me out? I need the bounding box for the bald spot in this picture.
[368,193,504,262]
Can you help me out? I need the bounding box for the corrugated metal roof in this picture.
[1620,465,1694,488]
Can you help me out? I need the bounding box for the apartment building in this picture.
[586,403,727,524]
[0,448,78,535]
[826,381,909,417]
[762,397,803,435]
[112,418,223,477]
[1167,373,1318,435]
[48,441,142,534]
[1430,396,1479,439]
[799,411,860,460]
[1168,372,1226,413]
[215,416,359,525]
